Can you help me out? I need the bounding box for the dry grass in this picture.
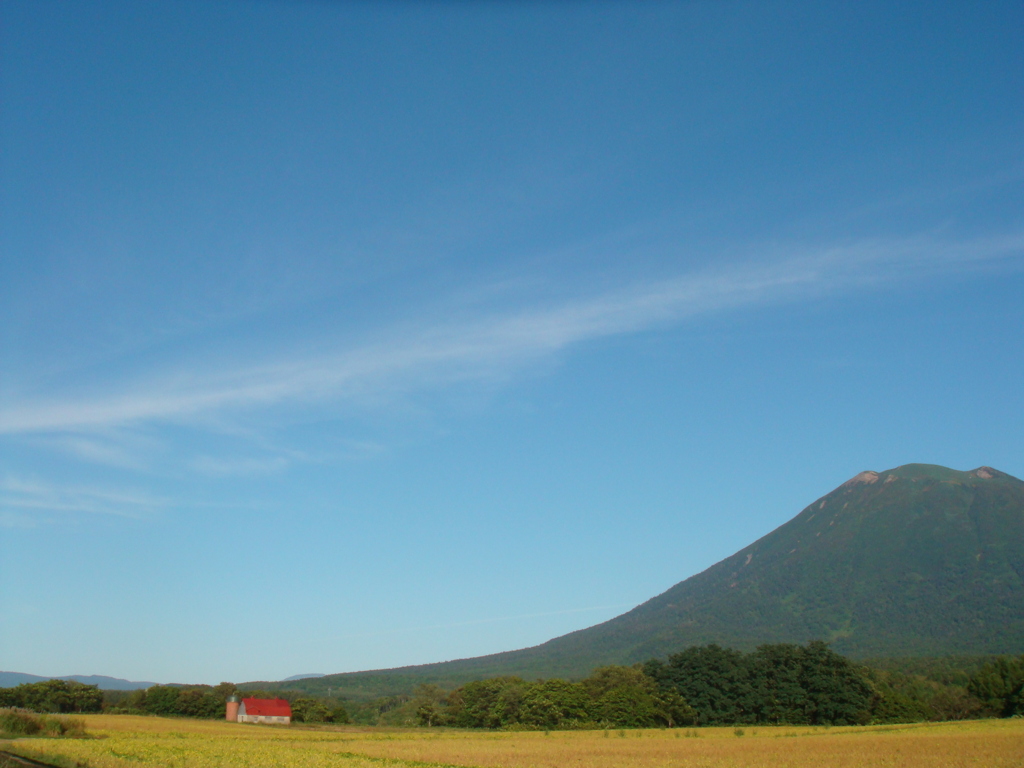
[335,720,1024,768]
[2,715,1022,768]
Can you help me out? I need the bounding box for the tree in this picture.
[143,686,181,716]
[0,680,102,714]
[927,687,986,721]
[213,682,238,699]
[644,642,873,726]
[447,677,527,728]
[291,698,331,723]
[175,689,223,719]
[746,644,808,724]
[519,679,591,728]
[412,684,448,727]
[796,641,872,725]
[583,665,694,727]
[967,656,1024,717]
[645,644,751,725]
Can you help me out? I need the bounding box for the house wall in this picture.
[237,715,290,724]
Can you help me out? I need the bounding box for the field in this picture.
[3,715,1024,768]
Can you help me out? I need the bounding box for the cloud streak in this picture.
[31,433,157,471]
[1,231,1021,436]
[0,477,168,520]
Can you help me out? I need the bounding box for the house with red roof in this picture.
[234,696,291,724]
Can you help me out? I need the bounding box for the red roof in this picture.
[242,697,291,717]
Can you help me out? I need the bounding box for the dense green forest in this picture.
[4,647,1022,729]
[861,655,1001,687]
[642,642,872,725]
[339,646,1024,728]
[418,665,695,729]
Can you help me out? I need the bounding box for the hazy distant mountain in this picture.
[0,672,49,687]
[283,673,326,681]
[0,672,157,690]
[248,464,1024,700]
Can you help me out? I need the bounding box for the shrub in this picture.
[0,680,101,714]
[0,708,87,738]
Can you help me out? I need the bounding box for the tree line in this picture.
[369,644,1024,728]
[107,682,239,718]
[415,664,694,729]
[0,679,102,714]
[0,680,348,724]
[108,683,349,723]
[3,646,1021,728]
[408,642,874,729]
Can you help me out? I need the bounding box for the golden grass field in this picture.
[3,715,1024,768]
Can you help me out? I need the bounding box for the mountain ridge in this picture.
[14,465,1019,701]
[0,672,158,690]
[242,463,1024,699]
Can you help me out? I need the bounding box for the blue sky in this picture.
[1,0,1022,685]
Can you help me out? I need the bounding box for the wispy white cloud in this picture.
[0,477,168,520]
[1,232,1020,436]
[31,433,156,471]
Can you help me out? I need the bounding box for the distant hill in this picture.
[242,464,1024,700]
[283,674,326,681]
[0,672,52,687]
[0,672,157,690]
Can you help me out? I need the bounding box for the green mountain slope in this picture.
[250,464,1024,699]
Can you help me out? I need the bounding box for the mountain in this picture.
[62,675,159,690]
[244,464,1024,700]
[0,672,157,690]
[283,674,326,681]
[0,673,51,687]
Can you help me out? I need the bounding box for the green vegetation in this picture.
[0,679,348,725]
[967,655,1024,717]
[861,655,1001,687]
[393,665,694,729]
[644,641,872,726]
[105,682,237,717]
[3,650,1022,735]
[316,646,1024,729]
[0,708,86,738]
[289,698,350,724]
[100,683,351,724]
[0,680,101,714]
